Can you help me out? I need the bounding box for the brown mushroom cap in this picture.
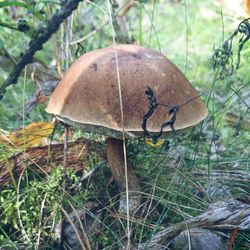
[46,44,207,139]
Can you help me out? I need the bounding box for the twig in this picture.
[60,126,68,249]
[0,0,84,99]
[142,86,200,144]
[137,199,250,249]
[227,227,239,250]
[60,206,89,250]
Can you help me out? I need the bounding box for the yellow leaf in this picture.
[0,122,55,149]
[0,129,9,145]
[145,138,164,147]
[246,0,250,16]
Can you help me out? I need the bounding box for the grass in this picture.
[0,0,249,249]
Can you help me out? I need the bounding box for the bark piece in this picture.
[0,138,105,186]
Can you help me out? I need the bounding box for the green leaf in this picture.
[0,20,19,31]
[0,1,30,9]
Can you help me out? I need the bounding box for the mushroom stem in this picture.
[106,138,140,214]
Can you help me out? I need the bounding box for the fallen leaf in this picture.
[246,0,250,15]
[145,138,164,147]
[0,122,55,149]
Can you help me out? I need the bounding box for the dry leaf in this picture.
[0,122,55,149]
[246,0,250,15]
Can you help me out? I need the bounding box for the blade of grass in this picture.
[139,1,143,45]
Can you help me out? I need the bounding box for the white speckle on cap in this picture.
[145,54,164,59]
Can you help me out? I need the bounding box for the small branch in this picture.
[0,0,84,99]
[137,199,250,249]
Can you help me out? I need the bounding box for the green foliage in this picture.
[0,1,30,9]
[0,165,98,247]
[0,168,60,244]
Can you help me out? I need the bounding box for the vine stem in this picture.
[0,0,84,99]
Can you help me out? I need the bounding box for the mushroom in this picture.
[46,44,207,213]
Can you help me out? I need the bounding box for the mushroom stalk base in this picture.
[106,138,140,214]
